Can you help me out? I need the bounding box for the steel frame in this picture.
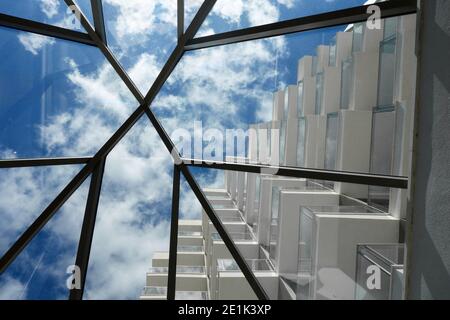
[0,0,416,300]
[69,157,106,300]
[167,165,180,300]
[0,12,96,46]
[181,159,409,189]
[0,157,91,168]
[90,0,107,45]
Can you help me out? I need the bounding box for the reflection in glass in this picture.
[384,17,399,40]
[297,81,304,117]
[198,0,370,36]
[217,259,272,272]
[268,186,281,265]
[329,36,337,67]
[211,229,254,242]
[352,23,364,53]
[0,26,134,159]
[0,176,89,299]
[296,206,314,300]
[340,57,354,110]
[297,118,306,167]
[279,121,287,166]
[297,205,388,300]
[377,37,398,107]
[355,244,405,300]
[0,1,86,31]
[315,73,324,115]
[324,112,339,172]
[368,106,396,210]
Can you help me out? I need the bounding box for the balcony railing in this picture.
[177,245,204,252]
[148,266,205,274]
[141,286,208,300]
[217,259,273,272]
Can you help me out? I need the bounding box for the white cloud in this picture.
[103,0,177,46]
[40,0,60,18]
[18,33,55,55]
[246,0,279,26]
[214,0,245,24]
[277,0,296,8]
[0,276,27,300]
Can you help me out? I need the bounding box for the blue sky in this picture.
[0,0,365,300]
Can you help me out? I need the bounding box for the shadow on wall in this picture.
[408,0,450,299]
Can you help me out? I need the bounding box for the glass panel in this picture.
[178,231,202,237]
[84,117,173,299]
[340,57,354,110]
[175,291,208,300]
[268,185,280,263]
[0,165,84,257]
[217,259,272,272]
[315,72,324,115]
[142,16,414,300]
[102,0,177,92]
[295,206,314,299]
[295,205,398,300]
[0,26,135,159]
[73,0,95,26]
[211,231,254,242]
[198,0,371,36]
[177,245,204,252]
[324,113,338,170]
[368,107,396,210]
[329,36,337,67]
[268,183,326,266]
[0,0,86,31]
[297,81,304,117]
[190,169,265,300]
[283,88,289,119]
[355,244,405,300]
[311,56,318,76]
[141,286,210,300]
[148,266,205,274]
[392,105,405,176]
[279,120,287,165]
[383,17,399,40]
[0,177,90,299]
[351,23,364,53]
[377,37,398,107]
[297,118,306,167]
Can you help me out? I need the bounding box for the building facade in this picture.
[141,13,418,300]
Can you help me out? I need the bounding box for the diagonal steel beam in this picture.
[0,163,92,273]
[64,0,144,103]
[185,0,418,50]
[167,165,180,300]
[0,12,96,46]
[0,157,91,168]
[181,159,409,189]
[69,157,106,300]
[69,159,106,300]
[178,164,269,299]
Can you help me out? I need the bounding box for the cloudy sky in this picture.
[0,0,362,299]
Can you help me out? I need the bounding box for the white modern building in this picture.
[141,13,418,300]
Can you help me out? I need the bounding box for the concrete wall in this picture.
[407,0,450,299]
